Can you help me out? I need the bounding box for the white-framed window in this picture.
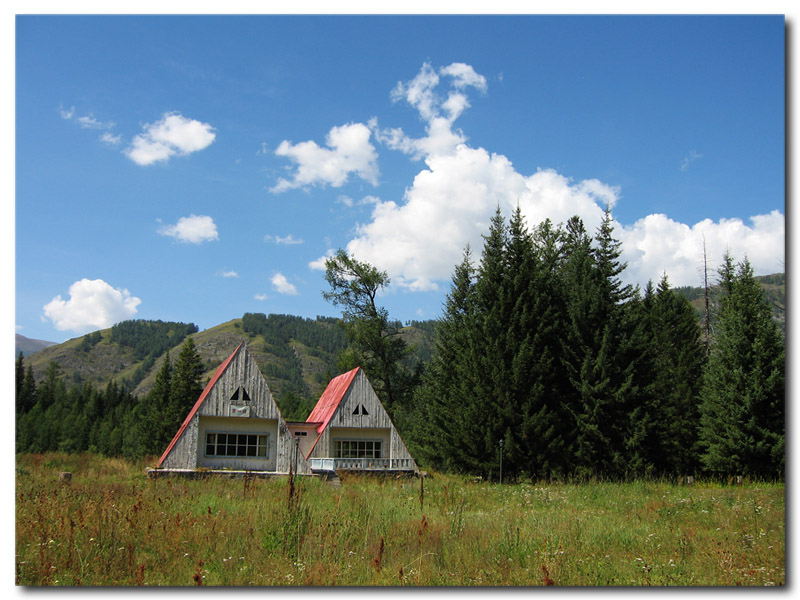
[205,432,269,458]
[334,440,382,459]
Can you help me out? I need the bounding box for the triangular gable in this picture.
[303,367,417,472]
[157,343,310,473]
[157,343,243,467]
[306,367,360,435]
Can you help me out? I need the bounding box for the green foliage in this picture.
[699,256,785,477]
[416,210,782,481]
[323,249,417,417]
[110,319,199,361]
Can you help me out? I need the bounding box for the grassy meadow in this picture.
[15,453,784,586]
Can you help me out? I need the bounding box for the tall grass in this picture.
[15,453,784,586]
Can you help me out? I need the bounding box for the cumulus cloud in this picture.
[218,269,239,278]
[619,210,785,288]
[271,273,299,295]
[310,61,784,292]
[125,112,216,166]
[43,278,141,333]
[270,122,379,192]
[159,214,219,244]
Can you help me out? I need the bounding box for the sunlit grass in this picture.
[15,453,784,586]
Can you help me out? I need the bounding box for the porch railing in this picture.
[309,457,416,471]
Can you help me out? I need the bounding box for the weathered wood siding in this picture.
[160,345,311,474]
[307,369,417,469]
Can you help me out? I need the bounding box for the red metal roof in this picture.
[156,343,244,467]
[303,367,360,458]
[306,367,360,433]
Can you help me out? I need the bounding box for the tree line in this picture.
[15,208,784,481]
[323,208,784,481]
[407,208,784,480]
[15,338,205,458]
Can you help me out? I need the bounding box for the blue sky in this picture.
[14,14,786,343]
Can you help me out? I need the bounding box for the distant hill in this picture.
[15,334,57,357]
[674,272,785,335]
[21,314,436,421]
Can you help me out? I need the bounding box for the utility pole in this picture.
[499,438,504,484]
[703,236,711,355]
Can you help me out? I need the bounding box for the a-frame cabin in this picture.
[156,343,311,475]
[289,367,418,474]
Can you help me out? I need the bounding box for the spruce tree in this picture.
[472,207,511,478]
[414,245,481,473]
[168,338,205,442]
[630,275,705,476]
[699,256,785,478]
[142,352,174,455]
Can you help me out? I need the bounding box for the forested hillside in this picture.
[15,314,435,456]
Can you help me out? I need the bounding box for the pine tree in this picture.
[168,338,205,443]
[559,210,636,478]
[699,256,785,477]
[142,352,174,456]
[472,207,511,478]
[629,275,705,476]
[414,245,481,473]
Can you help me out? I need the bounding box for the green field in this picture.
[15,453,784,586]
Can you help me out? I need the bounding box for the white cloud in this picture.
[313,62,784,293]
[309,249,335,272]
[271,273,299,295]
[264,234,304,245]
[159,214,219,244]
[270,122,379,192]
[43,278,141,333]
[59,105,75,120]
[619,210,785,288]
[681,150,703,171]
[218,270,239,278]
[77,114,115,130]
[100,132,122,145]
[254,293,268,301]
[125,112,216,166]
[336,194,381,208]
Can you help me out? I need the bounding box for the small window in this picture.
[205,432,269,458]
[230,387,252,403]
